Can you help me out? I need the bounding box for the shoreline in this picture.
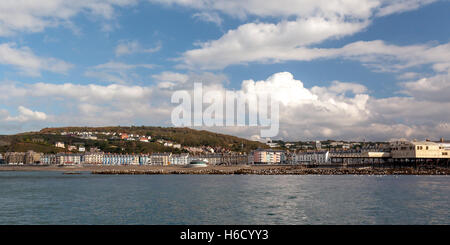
[0,164,449,175]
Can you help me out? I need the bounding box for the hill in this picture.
[0,126,267,154]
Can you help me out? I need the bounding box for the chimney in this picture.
[441,138,445,143]
[426,138,430,142]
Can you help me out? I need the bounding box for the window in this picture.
[426,146,429,150]
[443,152,448,156]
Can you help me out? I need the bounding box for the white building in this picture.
[150,153,172,165]
[169,153,190,165]
[200,154,222,165]
[390,140,450,159]
[103,154,140,165]
[253,149,285,164]
[83,153,104,164]
[56,154,82,165]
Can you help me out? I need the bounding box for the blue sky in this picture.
[0,0,450,141]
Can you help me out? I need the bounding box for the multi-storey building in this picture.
[4,152,26,164]
[83,152,104,164]
[56,153,82,165]
[253,149,285,164]
[41,154,57,165]
[390,140,450,159]
[150,153,172,165]
[24,151,42,164]
[169,153,190,165]
[221,154,249,165]
[103,154,139,165]
[200,154,223,165]
[4,151,42,164]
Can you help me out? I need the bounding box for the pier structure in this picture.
[330,152,391,168]
[330,140,450,168]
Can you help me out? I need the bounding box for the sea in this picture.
[0,171,448,225]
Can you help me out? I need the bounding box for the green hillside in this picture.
[0,126,267,154]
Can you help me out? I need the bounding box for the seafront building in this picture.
[168,153,190,165]
[41,154,57,165]
[4,152,25,164]
[221,154,249,165]
[390,140,450,159]
[2,139,450,166]
[150,153,172,165]
[253,149,285,164]
[83,152,104,164]
[200,154,223,165]
[103,154,139,165]
[56,153,82,165]
[4,151,42,165]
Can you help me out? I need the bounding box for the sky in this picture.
[0,0,450,142]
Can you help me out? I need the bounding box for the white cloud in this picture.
[250,72,371,126]
[150,0,381,19]
[179,18,369,69]
[192,12,223,26]
[193,71,450,141]
[152,71,228,89]
[165,0,442,71]
[0,81,169,130]
[115,40,162,56]
[180,37,450,73]
[4,106,47,122]
[2,71,450,140]
[376,0,437,17]
[397,72,421,80]
[84,61,155,84]
[328,81,368,94]
[26,82,154,102]
[400,70,450,102]
[152,71,189,88]
[0,0,138,36]
[333,40,450,73]
[0,42,73,76]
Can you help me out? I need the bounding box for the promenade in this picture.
[1,165,448,175]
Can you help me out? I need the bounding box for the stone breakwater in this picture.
[91,166,450,175]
